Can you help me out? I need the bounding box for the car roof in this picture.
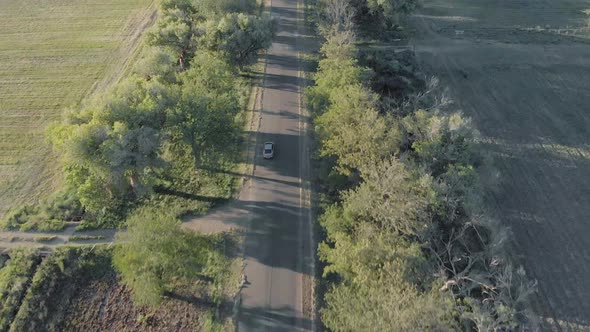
[264,142,274,147]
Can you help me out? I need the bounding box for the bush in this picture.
[197,13,275,69]
[34,236,57,243]
[1,190,82,231]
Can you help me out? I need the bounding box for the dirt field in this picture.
[0,0,156,220]
[62,272,216,332]
[411,0,590,330]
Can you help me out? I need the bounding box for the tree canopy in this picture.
[113,209,222,306]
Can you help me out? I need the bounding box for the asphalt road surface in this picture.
[236,0,312,330]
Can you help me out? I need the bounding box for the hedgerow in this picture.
[309,0,535,330]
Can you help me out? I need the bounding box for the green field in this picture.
[0,0,155,219]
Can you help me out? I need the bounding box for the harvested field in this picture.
[0,0,156,219]
[412,0,590,330]
[62,272,213,332]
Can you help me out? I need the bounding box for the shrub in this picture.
[1,190,82,231]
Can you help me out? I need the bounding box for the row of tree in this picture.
[46,0,274,227]
[309,0,535,330]
[97,0,273,306]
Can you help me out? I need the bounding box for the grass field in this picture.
[0,0,156,220]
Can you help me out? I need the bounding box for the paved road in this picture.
[237,0,312,330]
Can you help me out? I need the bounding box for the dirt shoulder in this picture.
[411,0,590,330]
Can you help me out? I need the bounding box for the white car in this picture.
[263,142,275,159]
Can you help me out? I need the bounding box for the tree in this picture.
[133,47,178,83]
[113,209,220,306]
[306,31,371,113]
[320,0,356,33]
[148,4,199,70]
[361,0,418,27]
[49,78,175,215]
[402,110,479,177]
[318,160,457,330]
[165,52,242,166]
[193,0,257,16]
[198,13,274,69]
[315,84,400,173]
[322,276,457,331]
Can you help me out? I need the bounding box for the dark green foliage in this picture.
[361,49,425,101]
[365,0,419,26]
[148,0,270,70]
[191,0,258,16]
[133,47,178,83]
[171,51,243,166]
[0,249,40,332]
[148,1,199,69]
[319,0,419,34]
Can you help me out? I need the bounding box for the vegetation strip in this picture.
[307,0,535,330]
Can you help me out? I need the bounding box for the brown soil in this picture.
[61,272,212,332]
[412,0,590,330]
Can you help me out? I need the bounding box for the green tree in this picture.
[165,52,242,166]
[193,0,257,16]
[198,13,274,68]
[315,84,400,173]
[148,5,198,69]
[113,209,220,306]
[318,160,457,330]
[133,47,178,83]
[322,276,456,331]
[49,78,175,215]
[306,32,372,114]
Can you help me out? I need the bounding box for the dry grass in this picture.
[0,0,155,219]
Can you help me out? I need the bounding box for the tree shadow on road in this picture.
[238,305,313,332]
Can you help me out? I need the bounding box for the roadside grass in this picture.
[0,0,155,221]
[33,236,57,243]
[68,235,104,242]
